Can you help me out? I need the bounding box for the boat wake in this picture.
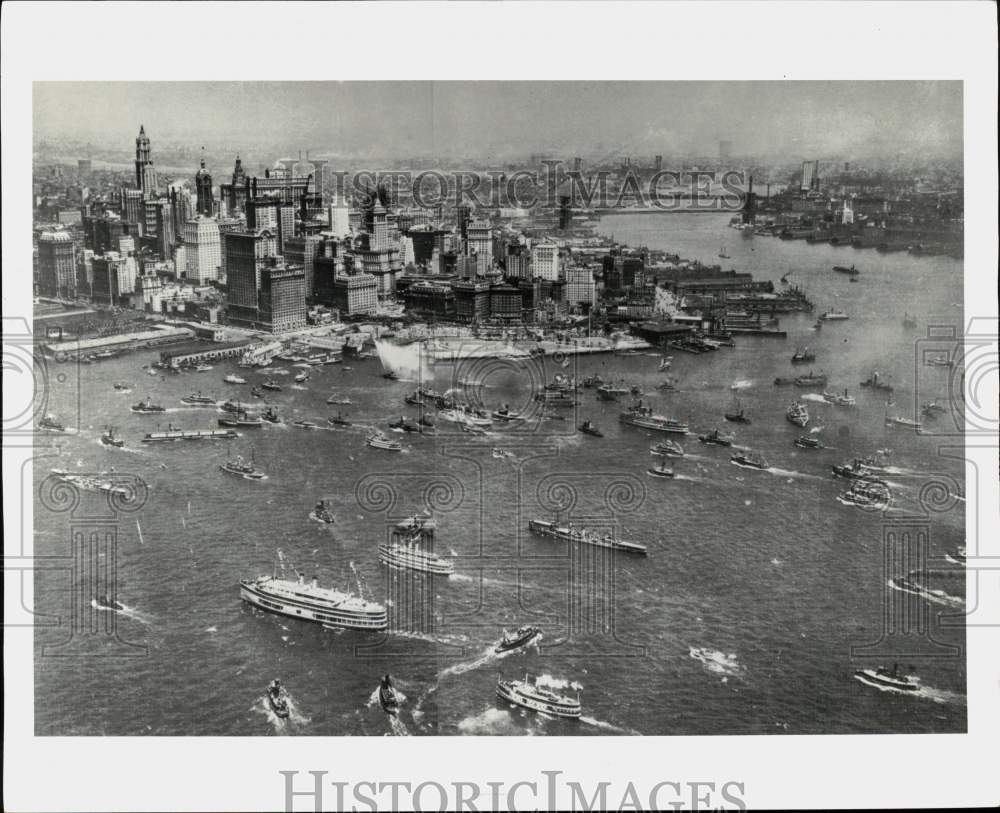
[535,673,583,692]
[290,384,308,391]
[457,707,528,736]
[689,647,745,680]
[89,599,151,624]
[800,393,830,404]
[888,578,964,608]
[579,715,641,735]
[765,466,826,482]
[853,673,964,704]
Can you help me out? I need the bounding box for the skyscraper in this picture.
[223,228,278,327]
[195,154,213,216]
[37,232,77,298]
[134,124,159,198]
[183,216,222,284]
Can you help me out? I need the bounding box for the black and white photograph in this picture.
[3,2,997,811]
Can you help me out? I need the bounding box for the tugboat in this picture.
[832,459,879,480]
[404,392,425,406]
[266,680,290,718]
[180,392,216,406]
[860,371,894,392]
[885,413,923,430]
[367,431,402,451]
[730,450,770,470]
[647,461,676,478]
[582,375,605,388]
[794,434,824,449]
[96,594,125,611]
[698,429,734,447]
[495,626,542,653]
[925,356,954,368]
[261,406,281,424]
[261,379,282,391]
[131,397,166,413]
[838,479,891,509]
[39,414,66,432]
[219,451,266,480]
[224,374,247,384]
[388,416,419,433]
[378,675,400,715]
[921,400,947,418]
[309,499,336,524]
[650,440,685,457]
[786,401,810,427]
[113,382,131,391]
[100,426,125,448]
[724,399,751,423]
[327,411,352,427]
[773,376,795,386]
[791,346,816,364]
[823,389,856,407]
[853,664,918,692]
[578,419,603,437]
[382,370,399,380]
[250,386,264,399]
[496,673,581,719]
[220,399,247,414]
[833,264,859,276]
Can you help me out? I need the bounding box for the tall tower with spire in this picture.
[134,124,159,198]
[195,149,214,216]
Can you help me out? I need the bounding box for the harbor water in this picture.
[33,212,966,735]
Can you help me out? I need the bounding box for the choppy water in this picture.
[33,213,966,735]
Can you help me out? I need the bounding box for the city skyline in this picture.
[34,81,963,162]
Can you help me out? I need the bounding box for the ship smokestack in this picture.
[298,572,304,585]
[311,575,318,589]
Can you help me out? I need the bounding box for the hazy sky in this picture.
[33,81,963,160]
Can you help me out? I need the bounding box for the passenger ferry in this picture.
[528,519,647,555]
[650,440,685,457]
[496,674,581,719]
[224,374,247,384]
[367,431,402,451]
[180,392,216,406]
[240,573,387,631]
[730,450,770,470]
[618,403,689,434]
[377,515,455,575]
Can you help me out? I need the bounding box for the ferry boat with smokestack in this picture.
[793,371,827,388]
[366,431,402,451]
[724,399,751,423]
[619,402,689,434]
[698,429,734,447]
[860,371,893,392]
[180,392,216,406]
[837,479,890,510]
[795,434,824,449]
[219,451,266,479]
[528,519,647,555]
[219,410,262,428]
[791,347,816,364]
[823,389,856,407]
[240,572,387,631]
[496,673,581,719]
[377,515,454,575]
[224,374,247,385]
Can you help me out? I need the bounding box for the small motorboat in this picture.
[180,392,216,406]
[309,499,336,524]
[267,679,290,718]
[113,382,131,391]
[194,364,213,372]
[389,417,419,433]
[326,395,352,405]
[224,374,247,384]
[647,462,676,478]
[885,414,923,430]
[367,431,402,451]
[494,625,541,653]
[261,407,281,424]
[292,420,318,430]
[96,594,124,611]
[39,414,66,432]
[578,420,603,437]
[382,370,399,380]
[491,447,514,459]
[853,664,918,692]
[261,379,283,391]
[492,405,523,422]
[294,372,310,383]
[650,440,684,457]
[378,674,400,714]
